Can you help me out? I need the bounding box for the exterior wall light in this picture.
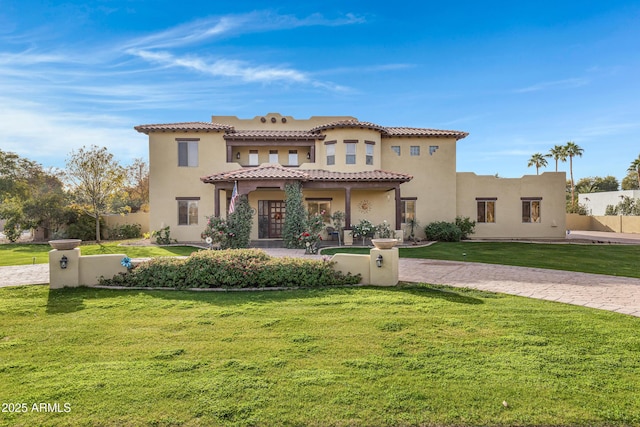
[60,255,68,269]
[236,152,241,159]
[306,151,311,159]
[376,254,383,268]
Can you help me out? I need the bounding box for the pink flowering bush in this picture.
[99,249,360,289]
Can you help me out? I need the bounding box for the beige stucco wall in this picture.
[456,172,566,239]
[567,214,640,233]
[103,212,150,237]
[49,248,128,288]
[381,136,458,238]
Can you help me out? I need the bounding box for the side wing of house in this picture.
[456,172,567,239]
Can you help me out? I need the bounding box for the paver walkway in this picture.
[1,246,639,317]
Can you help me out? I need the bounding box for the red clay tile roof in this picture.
[224,130,323,141]
[384,127,469,139]
[309,119,388,134]
[134,122,233,134]
[201,164,412,183]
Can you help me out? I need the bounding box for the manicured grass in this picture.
[1,285,639,426]
[0,242,199,267]
[321,242,640,278]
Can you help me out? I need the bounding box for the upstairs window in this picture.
[391,146,401,156]
[178,140,198,167]
[288,150,298,166]
[477,198,496,223]
[522,198,542,223]
[326,144,335,165]
[365,142,374,165]
[269,150,278,163]
[410,146,420,156]
[249,150,259,166]
[345,142,356,164]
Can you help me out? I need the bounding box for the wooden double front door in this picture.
[258,200,285,238]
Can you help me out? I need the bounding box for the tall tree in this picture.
[527,153,548,175]
[564,141,584,208]
[575,176,619,194]
[547,144,568,172]
[628,154,640,189]
[65,146,126,242]
[622,170,640,190]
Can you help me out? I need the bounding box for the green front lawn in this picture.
[1,285,638,426]
[321,242,640,278]
[0,242,199,267]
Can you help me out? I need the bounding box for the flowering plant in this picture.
[376,220,395,239]
[351,219,375,239]
[201,216,233,247]
[298,210,325,254]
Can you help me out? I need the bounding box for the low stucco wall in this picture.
[49,249,128,289]
[566,214,640,234]
[330,253,370,284]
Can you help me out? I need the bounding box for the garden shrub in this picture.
[99,249,361,289]
[282,182,306,249]
[424,217,475,242]
[108,223,142,240]
[424,221,463,242]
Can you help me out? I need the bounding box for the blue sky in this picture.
[1,0,639,182]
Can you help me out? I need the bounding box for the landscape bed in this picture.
[1,284,638,426]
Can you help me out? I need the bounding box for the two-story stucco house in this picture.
[135,113,566,242]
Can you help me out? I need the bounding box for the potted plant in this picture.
[350,219,375,246]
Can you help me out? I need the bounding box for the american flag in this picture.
[228,181,239,214]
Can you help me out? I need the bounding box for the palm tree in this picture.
[564,141,584,208]
[527,153,548,175]
[547,144,568,172]
[629,154,640,188]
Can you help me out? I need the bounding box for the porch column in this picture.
[214,186,220,217]
[344,186,352,228]
[395,185,402,230]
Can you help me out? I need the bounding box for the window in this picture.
[401,198,416,223]
[522,199,541,223]
[429,145,439,155]
[410,146,420,156]
[391,146,401,156]
[307,199,331,223]
[345,142,356,164]
[365,143,374,165]
[178,141,198,167]
[477,199,496,223]
[288,150,298,166]
[249,150,259,165]
[326,144,335,165]
[269,150,278,163]
[177,199,198,225]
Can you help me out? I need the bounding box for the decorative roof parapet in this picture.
[309,119,389,134]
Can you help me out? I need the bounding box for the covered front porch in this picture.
[201,164,413,241]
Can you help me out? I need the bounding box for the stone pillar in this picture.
[49,248,81,289]
[369,247,399,286]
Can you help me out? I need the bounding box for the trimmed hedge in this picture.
[99,249,361,289]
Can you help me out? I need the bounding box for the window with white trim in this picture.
[178,141,198,167]
[345,143,356,164]
[326,144,335,165]
[249,150,259,166]
[410,146,420,156]
[269,150,278,163]
[288,150,298,166]
[366,143,374,165]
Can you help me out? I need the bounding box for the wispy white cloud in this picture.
[513,77,589,93]
[124,11,366,50]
